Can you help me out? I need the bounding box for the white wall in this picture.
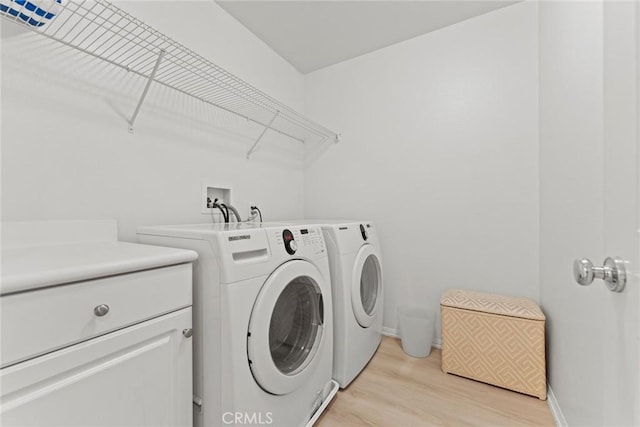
[304,1,539,338]
[539,2,639,425]
[1,1,306,241]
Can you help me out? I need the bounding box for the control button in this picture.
[360,224,368,241]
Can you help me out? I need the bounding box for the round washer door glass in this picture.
[351,245,382,328]
[270,276,323,375]
[360,255,379,315]
[248,260,326,395]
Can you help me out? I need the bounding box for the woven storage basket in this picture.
[441,289,546,400]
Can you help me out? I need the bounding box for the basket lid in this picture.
[440,289,545,320]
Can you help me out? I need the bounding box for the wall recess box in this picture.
[201,183,232,217]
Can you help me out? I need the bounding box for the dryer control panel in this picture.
[272,226,326,258]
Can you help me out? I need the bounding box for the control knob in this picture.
[283,229,297,255]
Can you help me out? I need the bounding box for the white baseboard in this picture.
[547,385,567,427]
[381,327,442,349]
[381,326,400,338]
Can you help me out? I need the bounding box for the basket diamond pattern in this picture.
[441,290,547,400]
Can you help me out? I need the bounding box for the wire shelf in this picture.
[0,0,340,157]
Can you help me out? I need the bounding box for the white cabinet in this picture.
[1,308,193,427]
[0,221,197,427]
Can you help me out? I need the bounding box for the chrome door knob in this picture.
[573,257,627,292]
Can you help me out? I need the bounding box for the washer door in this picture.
[351,245,382,328]
[247,260,325,395]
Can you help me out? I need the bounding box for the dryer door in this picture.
[351,245,382,328]
[247,260,326,395]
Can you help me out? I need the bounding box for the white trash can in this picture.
[398,306,434,358]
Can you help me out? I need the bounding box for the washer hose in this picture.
[226,204,242,222]
[211,199,229,222]
[219,204,230,223]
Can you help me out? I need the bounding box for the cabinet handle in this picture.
[93,304,110,317]
[183,328,193,338]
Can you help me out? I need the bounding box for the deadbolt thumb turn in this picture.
[573,257,627,292]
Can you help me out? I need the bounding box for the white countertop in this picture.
[1,241,198,295]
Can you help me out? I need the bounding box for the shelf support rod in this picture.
[128,50,165,133]
[247,111,279,159]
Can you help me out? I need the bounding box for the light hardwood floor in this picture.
[316,336,555,426]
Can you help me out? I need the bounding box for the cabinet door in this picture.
[0,308,192,427]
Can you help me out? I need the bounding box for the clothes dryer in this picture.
[137,223,337,427]
[317,221,383,388]
[269,221,383,388]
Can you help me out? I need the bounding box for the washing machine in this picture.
[270,221,383,388]
[137,223,338,427]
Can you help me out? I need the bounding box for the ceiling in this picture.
[216,1,519,74]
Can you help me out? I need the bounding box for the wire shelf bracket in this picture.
[128,49,164,133]
[0,0,340,156]
[247,111,278,159]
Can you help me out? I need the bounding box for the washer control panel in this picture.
[273,227,325,257]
